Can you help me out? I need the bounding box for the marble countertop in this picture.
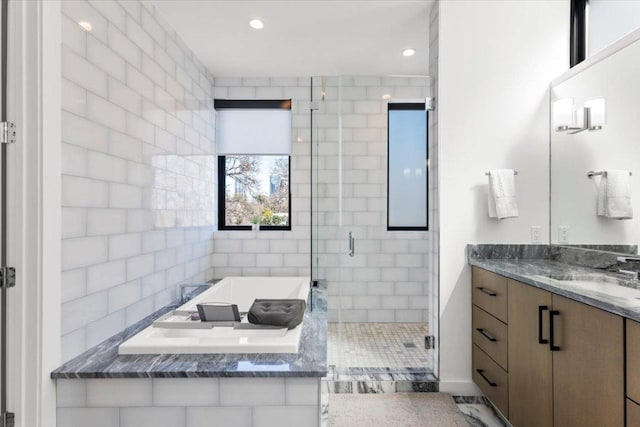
[469,257,640,321]
[51,283,327,379]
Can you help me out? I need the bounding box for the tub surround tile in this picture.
[51,282,327,379]
[61,0,215,364]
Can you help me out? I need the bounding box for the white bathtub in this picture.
[118,276,311,355]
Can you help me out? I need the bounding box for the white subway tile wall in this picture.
[56,378,320,427]
[211,77,312,279]
[60,0,215,363]
[311,76,434,323]
[213,77,435,323]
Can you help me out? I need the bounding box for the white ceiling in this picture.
[152,1,432,77]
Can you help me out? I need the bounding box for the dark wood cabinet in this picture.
[471,267,509,417]
[508,280,553,427]
[472,268,625,427]
[551,295,624,427]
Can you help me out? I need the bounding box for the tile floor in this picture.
[327,322,431,368]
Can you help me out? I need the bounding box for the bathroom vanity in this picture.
[51,281,327,427]
[467,244,640,427]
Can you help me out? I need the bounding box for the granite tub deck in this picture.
[52,282,327,379]
[468,252,640,322]
[54,283,326,427]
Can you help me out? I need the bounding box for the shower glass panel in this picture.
[311,75,435,379]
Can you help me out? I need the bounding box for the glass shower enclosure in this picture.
[310,75,438,380]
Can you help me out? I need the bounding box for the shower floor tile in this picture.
[327,322,431,369]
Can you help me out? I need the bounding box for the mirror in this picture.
[550,31,640,254]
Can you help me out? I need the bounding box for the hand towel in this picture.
[605,170,633,219]
[488,169,519,219]
[596,173,607,217]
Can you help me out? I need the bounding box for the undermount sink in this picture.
[542,273,619,283]
[537,273,640,306]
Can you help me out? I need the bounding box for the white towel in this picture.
[488,169,519,219]
[597,170,633,219]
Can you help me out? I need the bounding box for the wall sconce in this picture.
[584,97,606,130]
[553,97,606,134]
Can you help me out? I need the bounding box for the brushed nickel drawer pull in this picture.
[476,328,497,342]
[476,287,497,296]
[476,369,497,387]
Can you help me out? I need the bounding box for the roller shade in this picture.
[215,100,292,155]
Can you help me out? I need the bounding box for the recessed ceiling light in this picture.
[402,48,416,57]
[382,94,392,100]
[78,21,93,32]
[249,19,264,29]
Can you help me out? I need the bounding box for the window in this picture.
[215,99,292,230]
[570,0,588,67]
[218,155,291,230]
[387,102,428,231]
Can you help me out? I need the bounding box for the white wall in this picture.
[437,0,569,392]
[589,0,640,57]
[60,0,216,362]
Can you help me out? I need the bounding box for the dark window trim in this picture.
[217,155,292,231]
[214,99,292,110]
[570,0,588,67]
[388,102,426,111]
[386,103,429,232]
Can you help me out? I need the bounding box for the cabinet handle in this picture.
[476,369,497,387]
[475,328,497,342]
[538,305,549,344]
[476,287,497,297]
[549,310,560,351]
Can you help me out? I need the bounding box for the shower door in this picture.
[311,75,435,376]
[0,0,10,422]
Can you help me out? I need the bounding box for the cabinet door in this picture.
[552,295,624,427]
[626,319,640,403]
[508,280,553,427]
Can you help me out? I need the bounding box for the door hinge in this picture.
[426,97,436,111]
[0,122,15,144]
[1,411,15,427]
[425,335,435,350]
[0,266,15,289]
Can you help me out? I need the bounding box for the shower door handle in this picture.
[348,232,355,257]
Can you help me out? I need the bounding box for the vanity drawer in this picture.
[627,319,640,403]
[628,399,640,427]
[472,305,508,370]
[472,267,508,323]
[473,344,509,418]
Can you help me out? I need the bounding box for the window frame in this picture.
[570,0,588,67]
[386,102,429,231]
[217,155,292,231]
